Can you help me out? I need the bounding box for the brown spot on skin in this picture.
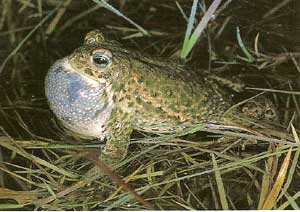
[241,97,278,121]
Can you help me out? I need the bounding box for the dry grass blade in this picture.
[131,146,293,194]
[92,0,149,36]
[173,200,195,210]
[263,0,293,18]
[46,0,73,35]
[0,140,78,178]
[209,178,220,209]
[0,2,63,75]
[106,165,143,201]
[86,151,155,210]
[246,87,300,96]
[34,179,89,206]
[291,124,300,145]
[0,188,38,205]
[261,148,292,209]
[211,153,229,210]
[158,174,176,198]
[0,165,46,189]
[56,5,102,36]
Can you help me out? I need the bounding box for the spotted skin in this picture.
[242,96,279,122]
[45,30,278,166]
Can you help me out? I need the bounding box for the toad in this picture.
[45,30,278,165]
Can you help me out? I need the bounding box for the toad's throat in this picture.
[45,59,113,138]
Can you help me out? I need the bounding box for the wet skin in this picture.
[45,30,278,165]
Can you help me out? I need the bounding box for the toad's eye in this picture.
[91,50,112,69]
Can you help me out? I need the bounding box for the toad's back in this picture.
[110,50,233,132]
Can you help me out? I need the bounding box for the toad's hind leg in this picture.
[241,96,279,122]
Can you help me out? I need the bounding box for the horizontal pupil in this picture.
[94,56,108,65]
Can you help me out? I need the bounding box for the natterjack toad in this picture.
[45,30,278,165]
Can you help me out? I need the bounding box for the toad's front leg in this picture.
[99,108,134,167]
[86,108,133,178]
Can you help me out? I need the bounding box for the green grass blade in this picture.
[278,191,300,209]
[181,0,198,58]
[258,161,271,209]
[284,193,300,210]
[0,204,24,209]
[181,0,222,59]
[212,153,229,210]
[236,26,255,63]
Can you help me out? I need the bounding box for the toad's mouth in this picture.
[45,58,113,138]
